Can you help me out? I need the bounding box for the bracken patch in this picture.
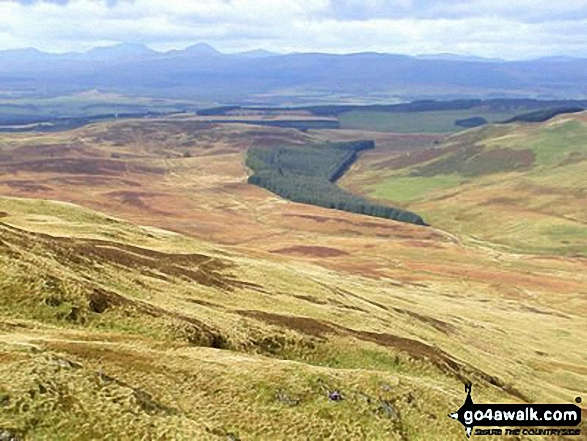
[237,310,528,401]
[0,223,260,293]
[4,180,52,192]
[373,148,447,170]
[0,158,164,176]
[271,246,350,258]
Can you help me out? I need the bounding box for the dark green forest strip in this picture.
[500,107,585,124]
[197,99,587,118]
[455,117,488,128]
[246,141,427,226]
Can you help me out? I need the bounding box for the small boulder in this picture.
[0,430,20,441]
[275,390,300,406]
[378,400,399,421]
[328,391,343,402]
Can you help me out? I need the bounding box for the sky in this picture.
[1,0,587,59]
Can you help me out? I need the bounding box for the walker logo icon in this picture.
[449,383,477,438]
[448,384,582,438]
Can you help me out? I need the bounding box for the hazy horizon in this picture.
[1,41,585,62]
[1,0,587,60]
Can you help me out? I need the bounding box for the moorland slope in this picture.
[0,197,536,439]
[0,117,585,439]
[342,112,587,255]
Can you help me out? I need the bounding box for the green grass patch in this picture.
[531,121,587,165]
[370,174,462,203]
[484,119,587,166]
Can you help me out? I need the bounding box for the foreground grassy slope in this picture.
[0,197,586,439]
[342,112,587,255]
[0,197,533,440]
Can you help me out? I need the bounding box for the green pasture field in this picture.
[338,109,523,133]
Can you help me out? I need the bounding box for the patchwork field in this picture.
[0,116,585,439]
[0,90,197,115]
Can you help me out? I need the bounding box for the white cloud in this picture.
[0,0,586,58]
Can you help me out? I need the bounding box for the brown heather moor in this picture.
[0,115,585,440]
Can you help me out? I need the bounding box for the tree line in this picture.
[246,141,427,226]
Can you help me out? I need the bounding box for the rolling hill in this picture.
[0,197,531,440]
[1,195,585,440]
[0,117,585,439]
[342,112,587,255]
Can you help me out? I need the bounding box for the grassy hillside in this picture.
[0,199,585,439]
[0,118,585,439]
[0,196,540,440]
[341,112,587,255]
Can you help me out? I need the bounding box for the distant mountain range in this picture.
[1,43,587,104]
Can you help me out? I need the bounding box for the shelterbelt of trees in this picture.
[246,140,427,226]
[197,99,587,118]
